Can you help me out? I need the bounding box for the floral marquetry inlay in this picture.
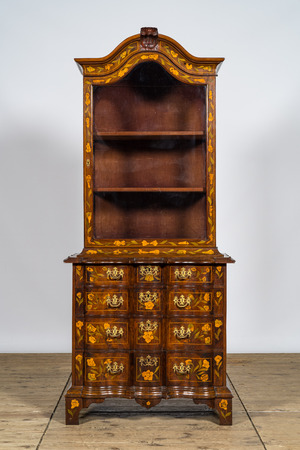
[138,291,159,310]
[136,354,160,383]
[138,320,160,345]
[171,358,211,382]
[138,266,160,282]
[171,292,212,312]
[85,357,127,382]
[170,322,212,345]
[86,322,127,345]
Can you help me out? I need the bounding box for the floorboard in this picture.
[0,353,298,449]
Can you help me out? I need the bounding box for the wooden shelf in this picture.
[94,187,205,192]
[94,131,205,140]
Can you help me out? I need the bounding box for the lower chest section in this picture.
[73,263,226,388]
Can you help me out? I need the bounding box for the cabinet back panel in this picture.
[94,139,206,189]
[93,192,207,239]
[93,63,206,133]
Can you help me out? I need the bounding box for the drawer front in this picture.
[136,265,162,283]
[169,266,212,284]
[85,353,130,385]
[135,353,162,385]
[86,265,129,284]
[168,289,212,314]
[135,289,162,312]
[167,354,212,385]
[86,290,128,313]
[85,319,129,349]
[167,319,213,348]
[135,318,162,348]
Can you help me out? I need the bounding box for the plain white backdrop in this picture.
[1,0,300,352]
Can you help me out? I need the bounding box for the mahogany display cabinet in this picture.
[64,27,234,425]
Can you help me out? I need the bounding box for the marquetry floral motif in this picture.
[218,399,231,420]
[138,291,159,310]
[138,321,159,344]
[138,266,160,282]
[83,52,207,87]
[86,357,125,382]
[75,354,83,380]
[67,399,80,419]
[75,320,84,345]
[86,322,125,344]
[161,43,215,75]
[214,355,223,378]
[214,320,223,341]
[214,291,223,307]
[82,43,138,76]
[75,266,83,281]
[136,355,160,382]
[172,358,211,381]
[86,292,125,311]
[215,266,224,279]
[76,292,83,307]
[171,322,212,345]
[173,266,211,283]
[172,292,211,311]
[86,266,125,283]
[71,399,79,409]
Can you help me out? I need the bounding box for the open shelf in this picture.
[94,131,205,140]
[93,187,205,192]
[93,191,207,239]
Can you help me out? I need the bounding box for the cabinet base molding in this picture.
[65,385,232,425]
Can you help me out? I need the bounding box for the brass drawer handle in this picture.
[105,361,124,375]
[173,295,191,308]
[106,294,124,308]
[174,268,192,280]
[106,267,124,280]
[139,320,158,332]
[173,326,192,339]
[173,362,192,375]
[139,291,158,303]
[105,326,124,338]
[138,355,159,367]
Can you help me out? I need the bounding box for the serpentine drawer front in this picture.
[65,27,234,426]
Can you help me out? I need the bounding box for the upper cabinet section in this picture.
[76,28,223,254]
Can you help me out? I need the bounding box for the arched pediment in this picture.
[75,27,224,85]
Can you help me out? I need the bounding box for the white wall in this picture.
[1,0,299,352]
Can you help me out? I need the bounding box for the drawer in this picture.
[85,319,129,349]
[85,290,128,314]
[166,353,212,385]
[167,319,213,349]
[136,265,162,283]
[135,289,162,312]
[135,353,162,385]
[135,318,162,348]
[168,289,212,314]
[85,353,130,385]
[169,266,212,284]
[86,265,129,284]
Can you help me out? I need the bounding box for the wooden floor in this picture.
[0,354,299,449]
